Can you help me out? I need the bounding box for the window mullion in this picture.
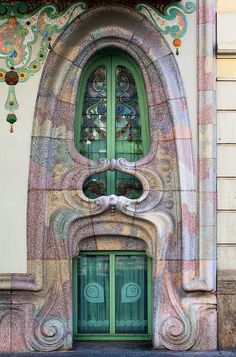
[106,57,114,194]
[110,253,116,334]
[111,56,116,159]
[110,56,116,194]
[106,56,116,194]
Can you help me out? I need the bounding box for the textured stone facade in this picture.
[0,1,217,352]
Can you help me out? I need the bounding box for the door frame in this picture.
[73,250,152,341]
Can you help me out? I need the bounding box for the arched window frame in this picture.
[75,51,150,198]
[75,51,150,159]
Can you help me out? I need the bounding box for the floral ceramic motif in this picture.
[0,1,195,132]
[0,1,87,131]
[0,2,87,75]
[136,1,196,39]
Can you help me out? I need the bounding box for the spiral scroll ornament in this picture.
[32,316,67,352]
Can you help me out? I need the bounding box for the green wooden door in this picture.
[75,53,149,199]
[73,251,152,340]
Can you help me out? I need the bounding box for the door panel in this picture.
[115,255,148,334]
[77,255,110,334]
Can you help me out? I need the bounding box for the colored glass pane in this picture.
[83,171,142,199]
[79,65,107,161]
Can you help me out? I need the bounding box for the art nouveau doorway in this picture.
[22,4,217,352]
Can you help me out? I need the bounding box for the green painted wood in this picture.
[72,257,78,339]
[110,253,116,334]
[73,250,152,341]
[147,256,153,337]
[76,334,152,341]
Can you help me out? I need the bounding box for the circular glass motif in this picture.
[84,282,104,303]
[121,282,141,303]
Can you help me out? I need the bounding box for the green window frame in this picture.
[75,52,150,197]
[73,251,152,341]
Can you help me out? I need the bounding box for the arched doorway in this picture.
[24,4,216,352]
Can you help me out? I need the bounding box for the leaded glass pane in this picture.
[115,65,143,159]
[83,171,143,199]
[79,65,107,160]
[83,173,107,199]
[115,65,143,198]
[115,171,142,199]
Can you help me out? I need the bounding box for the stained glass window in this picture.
[80,65,107,161]
[75,54,149,199]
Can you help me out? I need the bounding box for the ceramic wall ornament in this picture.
[0,1,87,132]
[136,1,196,55]
[0,0,195,133]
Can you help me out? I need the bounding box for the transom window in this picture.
[75,53,149,199]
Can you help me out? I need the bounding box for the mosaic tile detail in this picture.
[0,2,87,71]
[0,1,87,131]
[136,1,196,54]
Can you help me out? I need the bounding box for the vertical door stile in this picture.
[73,258,78,338]
[110,253,116,334]
[147,256,152,336]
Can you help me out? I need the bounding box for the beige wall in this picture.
[217,1,236,273]
[0,71,42,273]
[217,0,236,12]
[217,0,236,349]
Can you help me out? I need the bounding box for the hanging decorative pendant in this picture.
[173,38,182,55]
[5,70,19,133]
[5,85,19,112]
[6,113,17,133]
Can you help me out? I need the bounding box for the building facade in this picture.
[0,0,234,352]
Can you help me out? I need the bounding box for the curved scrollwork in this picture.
[30,277,67,352]
[160,315,193,350]
[32,317,67,352]
[32,316,67,352]
[159,267,196,350]
[60,157,164,216]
